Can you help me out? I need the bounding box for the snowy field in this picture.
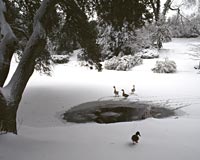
[1,38,200,160]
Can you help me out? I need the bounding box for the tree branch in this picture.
[3,0,100,104]
[0,0,17,87]
[11,26,29,40]
[162,0,172,17]
[4,0,57,103]
[169,5,191,23]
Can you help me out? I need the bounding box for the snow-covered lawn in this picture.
[1,38,200,160]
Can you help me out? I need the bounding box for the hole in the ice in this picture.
[62,100,176,124]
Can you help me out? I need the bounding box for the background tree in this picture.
[95,0,153,58]
[150,0,161,21]
[166,0,200,38]
[95,0,153,29]
[147,0,173,50]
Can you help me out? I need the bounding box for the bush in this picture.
[152,58,177,73]
[140,49,159,59]
[104,55,142,71]
[51,55,70,64]
[79,61,94,70]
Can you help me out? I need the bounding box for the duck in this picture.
[121,89,129,98]
[131,131,141,143]
[113,86,119,96]
[131,85,135,94]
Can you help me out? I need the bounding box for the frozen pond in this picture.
[63,100,176,123]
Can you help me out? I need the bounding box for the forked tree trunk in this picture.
[0,0,18,134]
[0,0,56,134]
[0,0,97,134]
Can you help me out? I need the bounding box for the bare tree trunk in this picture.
[150,0,160,21]
[0,0,17,86]
[155,0,160,21]
[0,0,57,134]
[5,0,57,102]
[0,0,18,134]
[0,88,18,134]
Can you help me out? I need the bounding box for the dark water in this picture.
[63,100,175,124]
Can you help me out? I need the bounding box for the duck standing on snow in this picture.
[131,85,135,94]
[121,89,129,98]
[113,86,119,97]
[131,131,141,143]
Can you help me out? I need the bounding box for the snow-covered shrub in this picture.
[140,49,159,59]
[79,61,94,70]
[152,58,177,73]
[51,55,70,64]
[104,55,142,71]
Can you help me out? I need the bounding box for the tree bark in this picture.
[0,0,18,134]
[0,0,17,87]
[5,0,57,102]
[0,89,18,134]
[150,0,160,21]
[0,0,57,134]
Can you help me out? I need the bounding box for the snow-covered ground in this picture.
[1,38,200,160]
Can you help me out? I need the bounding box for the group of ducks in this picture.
[113,85,135,98]
[113,85,141,143]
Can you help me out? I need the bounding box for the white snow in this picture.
[1,38,200,160]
